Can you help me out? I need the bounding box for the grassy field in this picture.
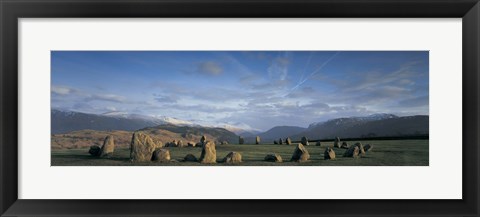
[51,139,428,166]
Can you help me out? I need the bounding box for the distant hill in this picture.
[51,110,240,149]
[51,124,239,149]
[51,110,258,136]
[256,126,307,142]
[52,109,167,134]
[292,115,428,140]
[51,109,206,134]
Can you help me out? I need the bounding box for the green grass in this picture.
[51,140,428,166]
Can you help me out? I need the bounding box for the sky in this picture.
[51,51,429,131]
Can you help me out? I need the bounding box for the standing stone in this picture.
[223,152,242,164]
[279,138,283,145]
[301,136,309,146]
[187,142,196,147]
[239,136,244,144]
[220,141,229,145]
[273,140,278,144]
[177,140,185,147]
[364,144,373,152]
[340,141,349,149]
[343,146,360,158]
[291,143,310,162]
[255,136,261,144]
[264,153,283,162]
[324,147,336,160]
[165,141,178,147]
[99,135,115,157]
[355,142,366,155]
[199,141,216,163]
[151,148,171,162]
[286,137,292,145]
[184,154,198,162]
[334,137,341,148]
[315,141,321,146]
[200,135,207,144]
[343,142,365,158]
[130,132,156,162]
[88,145,101,156]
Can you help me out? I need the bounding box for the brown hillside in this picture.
[51,126,236,149]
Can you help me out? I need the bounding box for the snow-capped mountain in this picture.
[52,109,198,134]
[101,111,197,126]
[214,123,261,136]
[355,113,398,121]
[52,109,254,134]
[153,115,196,126]
[308,113,398,128]
[101,111,130,118]
[292,114,428,140]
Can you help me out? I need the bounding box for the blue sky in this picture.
[51,51,429,131]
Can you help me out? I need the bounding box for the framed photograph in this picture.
[1,0,479,216]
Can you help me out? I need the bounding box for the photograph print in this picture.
[51,51,429,166]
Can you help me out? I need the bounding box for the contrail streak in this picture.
[298,51,314,83]
[283,51,340,97]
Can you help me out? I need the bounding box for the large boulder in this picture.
[286,137,292,145]
[220,141,229,145]
[273,140,278,144]
[301,136,309,146]
[264,153,283,162]
[222,152,242,164]
[340,141,349,149]
[199,141,216,163]
[315,141,321,146]
[177,140,185,147]
[239,136,244,144]
[324,147,336,160]
[364,144,373,152]
[151,148,170,162]
[334,137,341,148]
[187,142,196,147]
[184,154,198,162]
[200,135,207,144]
[88,145,101,156]
[99,135,115,157]
[343,143,365,158]
[279,138,283,145]
[255,136,261,144]
[291,143,310,162]
[130,132,157,162]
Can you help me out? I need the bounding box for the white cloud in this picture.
[268,56,289,81]
[105,106,117,111]
[51,85,74,95]
[86,94,126,103]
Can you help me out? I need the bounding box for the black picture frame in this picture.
[1,0,479,216]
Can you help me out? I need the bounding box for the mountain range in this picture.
[290,114,428,140]
[52,109,176,134]
[51,109,428,141]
